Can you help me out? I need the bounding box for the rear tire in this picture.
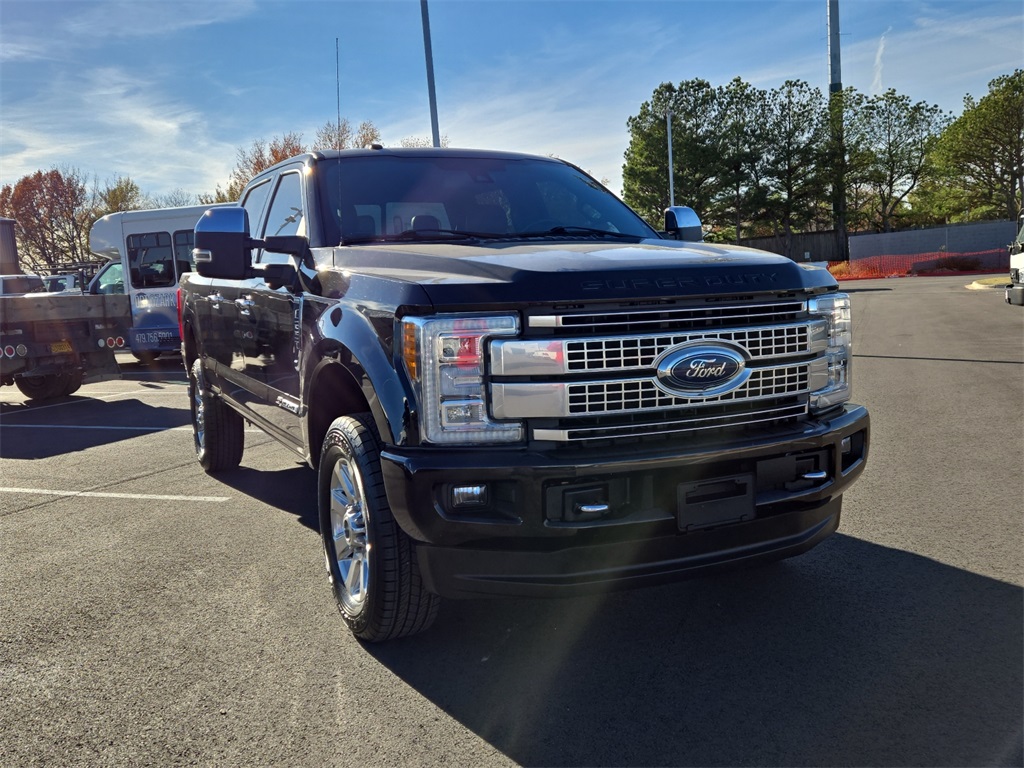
[60,367,84,396]
[15,373,67,401]
[318,413,439,642]
[188,357,244,472]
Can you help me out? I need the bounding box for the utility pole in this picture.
[420,0,441,148]
[828,0,849,261]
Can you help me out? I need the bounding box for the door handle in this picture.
[234,297,254,315]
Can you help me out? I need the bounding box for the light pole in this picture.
[420,0,441,148]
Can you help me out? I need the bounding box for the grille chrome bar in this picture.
[492,360,826,419]
[491,320,826,376]
[532,401,809,442]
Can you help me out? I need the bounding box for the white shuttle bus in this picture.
[89,204,231,361]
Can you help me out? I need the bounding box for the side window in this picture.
[259,172,305,264]
[242,180,273,236]
[126,231,174,288]
[93,263,125,295]
[173,230,194,278]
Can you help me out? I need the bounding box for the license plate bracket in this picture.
[677,473,754,532]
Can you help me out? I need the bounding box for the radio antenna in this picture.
[335,38,342,149]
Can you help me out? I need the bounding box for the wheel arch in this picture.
[306,357,385,469]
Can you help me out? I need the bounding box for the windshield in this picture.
[317,154,658,245]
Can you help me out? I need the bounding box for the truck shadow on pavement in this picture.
[0,397,190,459]
[368,535,1023,768]
[213,465,319,531]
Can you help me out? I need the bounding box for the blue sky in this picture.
[1,0,1021,199]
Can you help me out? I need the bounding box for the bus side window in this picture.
[174,230,194,278]
[127,231,174,288]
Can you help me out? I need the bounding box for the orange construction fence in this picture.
[827,249,1009,280]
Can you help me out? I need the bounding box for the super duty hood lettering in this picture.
[581,273,779,291]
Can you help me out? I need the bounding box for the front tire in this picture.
[319,413,439,642]
[188,357,243,472]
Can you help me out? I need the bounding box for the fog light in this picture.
[442,401,485,427]
[451,485,488,508]
[841,436,852,454]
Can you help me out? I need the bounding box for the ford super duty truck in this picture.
[179,147,869,642]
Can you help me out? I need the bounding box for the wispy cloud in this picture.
[2,66,235,196]
[1,1,255,63]
[62,1,255,41]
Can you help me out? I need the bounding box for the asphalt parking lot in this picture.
[1,275,1022,767]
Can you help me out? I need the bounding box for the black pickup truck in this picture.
[179,147,869,641]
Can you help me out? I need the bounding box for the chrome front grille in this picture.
[492,299,821,442]
[567,364,811,414]
[563,323,815,372]
[532,399,809,442]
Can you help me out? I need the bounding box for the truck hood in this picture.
[325,238,837,306]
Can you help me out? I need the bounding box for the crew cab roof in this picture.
[252,147,570,180]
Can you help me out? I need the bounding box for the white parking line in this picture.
[0,487,229,502]
[0,424,189,431]
[0,424,264,433]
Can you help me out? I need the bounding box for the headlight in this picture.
[808,293,852,413]
[401,313,522,444]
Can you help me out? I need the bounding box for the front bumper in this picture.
[380,404,869,599]
[417,496,841,598]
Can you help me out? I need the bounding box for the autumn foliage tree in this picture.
[202,120,383,203]
[0,167,94,272]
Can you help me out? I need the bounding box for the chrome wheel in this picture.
[192,367,207,453]
[318,413,438,641]
[329,455,370,613]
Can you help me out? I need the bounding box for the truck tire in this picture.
[15,373,68,401]
[60,367,84,396]
[318,413,439,642]
[188,358,244,472]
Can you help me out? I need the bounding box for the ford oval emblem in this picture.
[655,342,750,397]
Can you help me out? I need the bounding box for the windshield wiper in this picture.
[515,225,641,239]
[340,229,473,245]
